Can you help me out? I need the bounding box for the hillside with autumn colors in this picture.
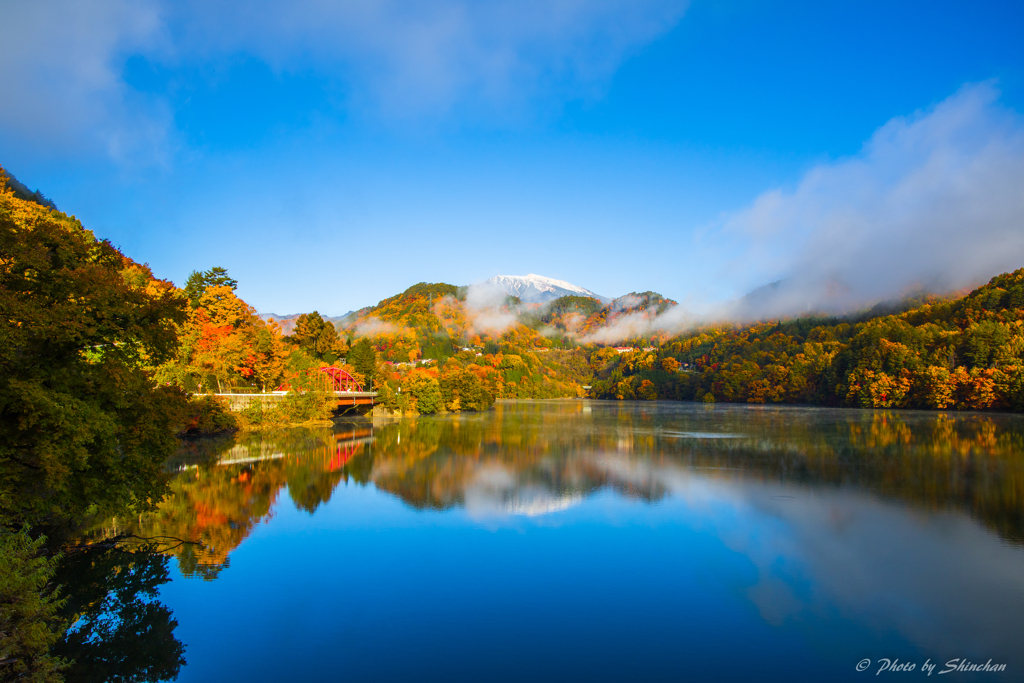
[337,282,681,358]
[320,270,1024,413]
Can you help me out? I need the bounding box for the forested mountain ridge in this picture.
[332,282,591,406]
[591,270,1024,410]
[319,275,1024,413]
[336,283,681,358]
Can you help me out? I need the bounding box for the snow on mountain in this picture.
[479,274,610,304]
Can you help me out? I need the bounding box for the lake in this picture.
[67,400,1024,682]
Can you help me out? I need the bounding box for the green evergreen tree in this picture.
[290,312,340,362]
[0,527,65,683]
[347,339,377,389]
[183,267,238,308]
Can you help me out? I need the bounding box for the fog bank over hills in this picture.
[258,270,971,345]
[700,83,1024,322]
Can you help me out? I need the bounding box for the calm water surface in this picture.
[75,401,1024,682]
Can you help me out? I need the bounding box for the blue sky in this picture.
[2,0,1023,315]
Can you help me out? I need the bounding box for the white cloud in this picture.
[578,301,692,344]
[471,309,518,335]
[464,282,519,335]
[579,310,652,344]
[0,0,689,158]
[0,0,171,160]
[709,82,1024,319]
[171,0,689,117]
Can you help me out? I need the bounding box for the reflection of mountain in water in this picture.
[465,469,584,517]
[94,402,1024,579]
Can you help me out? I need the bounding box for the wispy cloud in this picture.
[0,0,171,160]
[464,282,519,335]
[705,82,1024,319]
[172,0,689,117]
[0,0,689,160]
[578,303,691,344]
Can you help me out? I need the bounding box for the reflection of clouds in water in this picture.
[733,487,1024,662]
[590,454,1024,665]
[507,488,583,517]
[464,465,583,518]
[366,403,1024,665]
[620,427,745,440]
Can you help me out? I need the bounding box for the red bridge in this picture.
[213,366,377,412]
[276,366,364,393]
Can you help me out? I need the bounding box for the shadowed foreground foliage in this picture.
[0,171,188,529]
[0,527,65,683]
[52,545,185,683]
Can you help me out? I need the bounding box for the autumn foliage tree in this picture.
[159,283,287,393]
[1,171,189,527]
[289,312,345,363]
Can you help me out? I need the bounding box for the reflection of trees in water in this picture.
[92,405,1024,582]
[52,545,185,683]
[91,424,372,579]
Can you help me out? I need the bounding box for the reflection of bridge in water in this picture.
[216,425,375,470]
[215,367,377,413]
[325,426,374,470]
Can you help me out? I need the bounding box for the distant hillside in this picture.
[338,282,476,361]
[722,277,970,326]
[334,280,679,359]
[522,295,604,334]
[572,291,679,342]
[590,267,1024,412]
[261,311,354,335]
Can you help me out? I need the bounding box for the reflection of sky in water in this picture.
[154,403,1023,682]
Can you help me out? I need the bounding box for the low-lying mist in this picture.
[709,81,1024,321]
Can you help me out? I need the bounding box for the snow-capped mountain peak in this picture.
[479,274,609,304]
